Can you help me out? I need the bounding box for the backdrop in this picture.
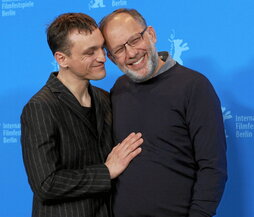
[1,0,253,216]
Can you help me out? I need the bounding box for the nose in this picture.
[97,48,106,62]
[125,44,138,58]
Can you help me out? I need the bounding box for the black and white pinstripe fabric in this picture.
[21,72,113,217]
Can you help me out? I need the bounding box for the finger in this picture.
[114,133,142,156]
[119,132,136,146]
[122,133,142,146]
[126,147,142,163]
[115,137,143,159]
[123,133,142,147]
[126,138,143,153]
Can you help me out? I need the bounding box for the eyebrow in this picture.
[82,45,103,54]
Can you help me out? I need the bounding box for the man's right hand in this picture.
[105,132,143,179]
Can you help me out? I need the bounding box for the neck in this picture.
[57,69,91,107]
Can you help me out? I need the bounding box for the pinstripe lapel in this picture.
[46,72,98,138]
[90,86,104,140]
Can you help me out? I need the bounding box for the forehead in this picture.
[68,28,104,49]
[103,13,144,48]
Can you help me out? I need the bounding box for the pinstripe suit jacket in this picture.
[21,72,113,217]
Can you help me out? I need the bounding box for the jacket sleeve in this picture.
[186,76,227,217]
[21,101,111,202]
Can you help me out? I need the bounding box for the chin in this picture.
[125,72,150,83]
[124,66,152,82]
[94,72,106,80]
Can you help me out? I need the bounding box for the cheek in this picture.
[82,58,93,68]
[115,59,126,68]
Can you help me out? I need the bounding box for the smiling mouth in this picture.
[94,64,104,68]
[128,54,145,65]
[132,56,144,65]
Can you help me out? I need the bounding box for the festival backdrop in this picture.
[1,0,253,216]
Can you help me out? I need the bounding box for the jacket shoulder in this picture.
[21,85,57,115]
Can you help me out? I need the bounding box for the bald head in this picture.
[99,8,147,34]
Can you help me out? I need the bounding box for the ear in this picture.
[146,26,157,43]
[107,51,116,64]
[54,51,69,68]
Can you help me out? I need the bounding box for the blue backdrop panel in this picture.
[1,0,253,217]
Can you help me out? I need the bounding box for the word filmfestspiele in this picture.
[2,1,34,10]
[2,0,34,17]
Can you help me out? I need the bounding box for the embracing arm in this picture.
[21,101,142,202]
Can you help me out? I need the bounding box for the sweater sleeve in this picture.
[21,101,111,202]
[186,76,227,217]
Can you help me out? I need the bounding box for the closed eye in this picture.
[114,46,125,55]
[129,36,141,46]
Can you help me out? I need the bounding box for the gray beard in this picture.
[118,45,159,83]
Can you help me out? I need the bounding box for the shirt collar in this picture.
[154,51,176,77]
